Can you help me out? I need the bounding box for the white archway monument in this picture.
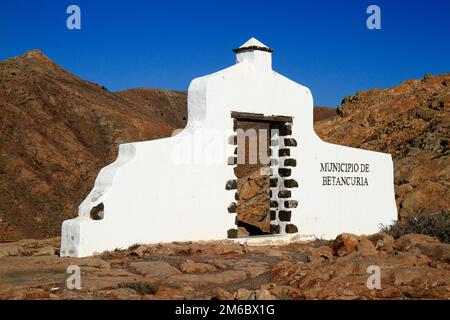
[61,38,397,257]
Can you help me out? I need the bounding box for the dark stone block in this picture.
[278,210,292,221]
[279,124,292,136]
[235,192,239,201]
[284,200,298,208]
[270,224,281,234]
[227,202,237,213]
[278,149,290,157]
[278,190,291,198]
[90,203,104,220]
[278,168,291,177]
[285,224,298,234]
[284,138,297,147]
[270,210,276,220]
[227,229,238,238]
[284,179,299,188]
[270,178,278,187]
[284,158,297,167]
[270,201,278,208]
[225,179,237,190]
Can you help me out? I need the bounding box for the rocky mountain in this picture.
[315,73,449,220]
[313,106,336,122]
[117,88,187,129]
[0,50,185,241]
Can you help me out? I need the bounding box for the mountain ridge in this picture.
[0,50,180,240]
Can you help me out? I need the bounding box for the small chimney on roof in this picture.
[233,38,273,70]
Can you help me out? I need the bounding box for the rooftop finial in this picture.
[232,37,274,53]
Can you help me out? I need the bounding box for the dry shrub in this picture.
[381,210,449,243]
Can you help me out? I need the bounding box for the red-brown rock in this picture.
[331,233,360,256]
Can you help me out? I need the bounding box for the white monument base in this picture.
[61,38,397,258]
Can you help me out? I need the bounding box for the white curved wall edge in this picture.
[61,40,397,258]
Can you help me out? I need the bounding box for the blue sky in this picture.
[1,0,449,107]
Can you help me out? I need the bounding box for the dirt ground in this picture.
[0,232,449,300]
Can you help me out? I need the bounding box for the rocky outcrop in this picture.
[315,73,450,220]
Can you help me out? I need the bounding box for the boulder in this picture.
[255,289,276,300]
[34,246,55,256]
[211,288,234,300]
[167,270,247,288]
[400,181,447,217]
[355,239,377,256]
[368,233,394,253]
[129,261,181,278]
[179,260,218,273]
[393,234,439,251]
[270,285,303,300]
[234,261,269,278]
[235,288,255,300]
[331,233,359,256]
[0,247,9,258]
[98,288,141,300]
[212,242,246,256]
[130,245,148,257]
[308,245,333,261]
[0,245,23,257]
[415,243,450,262]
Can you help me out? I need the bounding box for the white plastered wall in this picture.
[61,43,397,257]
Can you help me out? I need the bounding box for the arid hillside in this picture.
[315,74,449,220]
[116,88,187,129]
[313,106,336,122]
[0,50,185,240]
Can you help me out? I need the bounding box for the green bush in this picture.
[380,210,450,243]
